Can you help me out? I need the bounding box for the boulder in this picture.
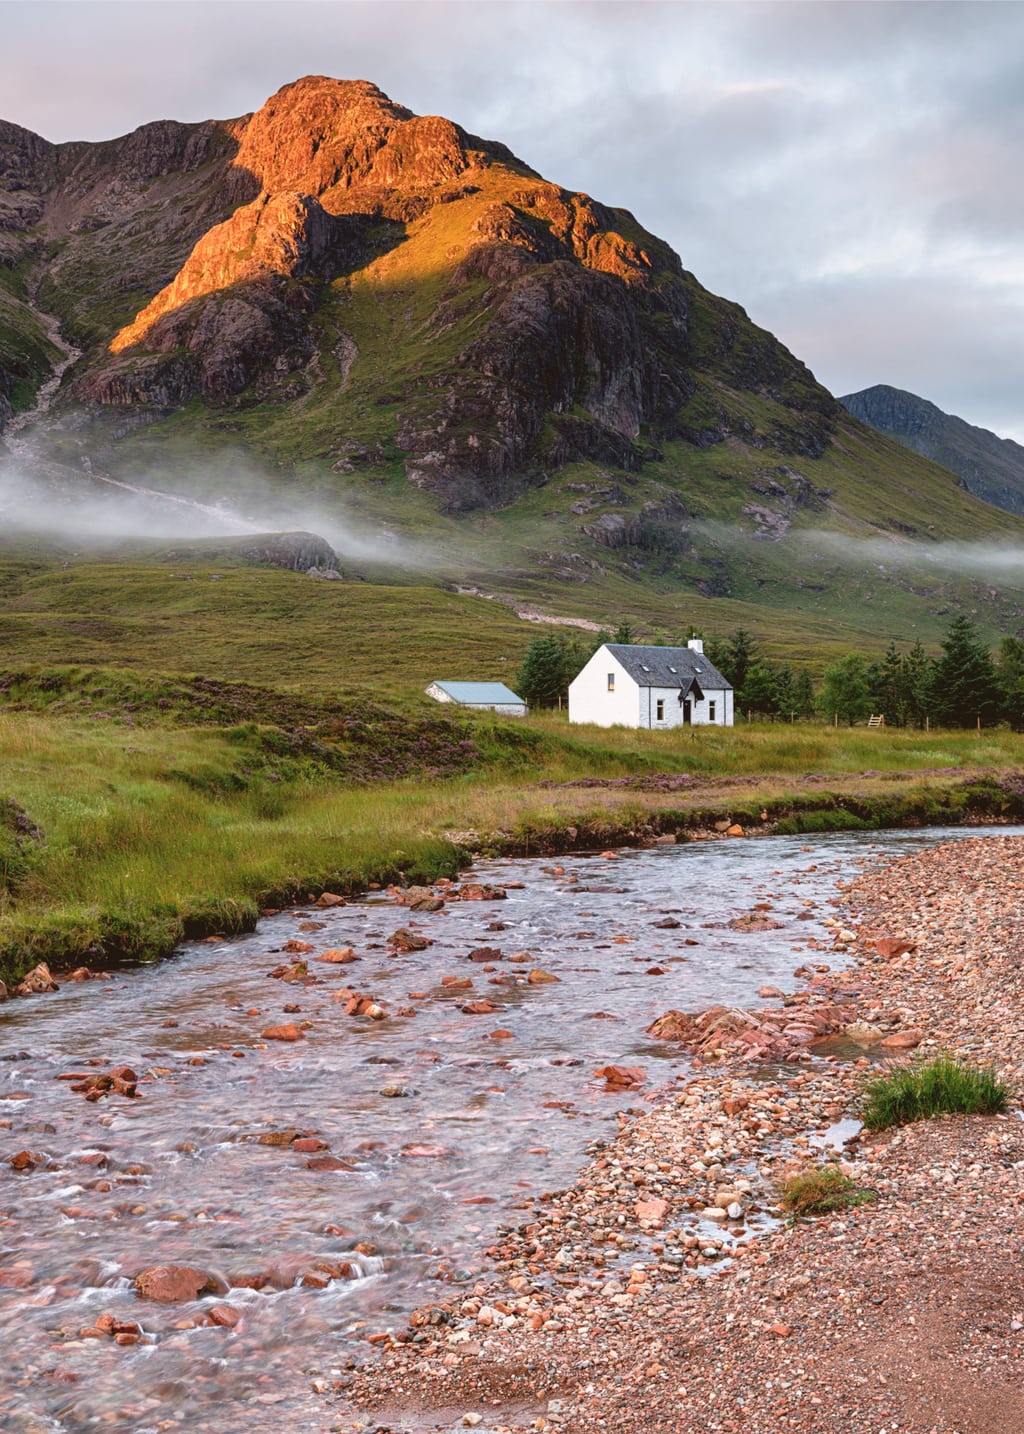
[13,962,58,996]
[134,1265,225,1303]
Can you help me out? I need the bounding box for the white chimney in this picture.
[687,638,704,655]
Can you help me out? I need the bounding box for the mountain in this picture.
[840,384,1024,518]
[2,77,1024,651]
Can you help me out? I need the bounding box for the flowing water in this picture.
[1,826,1016,1433]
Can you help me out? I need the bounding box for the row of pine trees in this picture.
[515,616,1024,729]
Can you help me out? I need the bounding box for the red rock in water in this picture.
[343,994,386,1019]
[0,1264,34,1288]
[10,1150,40,1172]
[527,968,560,984]
[13,962,58,996]
[207,1303,242,1327]
[401,1143,449,1158]
[292,1136,328,1153]
[646,1010,693,1041]
[441,975,473,990]
[255,1129,298,1147]
[315,892,347,908]
[595,1064,646,1089]
[134,1265,224,1303]
[306,1155,354,1171]
[317,947,357,963]
[729,912,784,932]
[468,946,503,963]
[262,1023,304,1042]
[726,824,745,837]
[389,928,431,952]
[635,1197,669,1224]
[489,1029,514,1040]
[457,884,507,901]
[461,1000,497,1015]
[282,939,314,954]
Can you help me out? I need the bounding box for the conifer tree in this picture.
[929,616,1000,727]
[997,635,1024,731]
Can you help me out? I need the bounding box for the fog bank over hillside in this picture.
[0,458,431,570]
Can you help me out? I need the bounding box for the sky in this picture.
[4,0,1024,440]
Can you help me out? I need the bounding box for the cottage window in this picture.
[709,701,717,721]
[656,698,665,721]
[607,672,615,692]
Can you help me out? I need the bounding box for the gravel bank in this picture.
[339,835,1024,1434]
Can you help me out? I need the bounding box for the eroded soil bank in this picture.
[343,833,1024,1434]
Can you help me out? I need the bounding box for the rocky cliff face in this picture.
[2,75,839,511]
[841,384,1024,517]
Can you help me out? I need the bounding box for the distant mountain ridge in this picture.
[840,384,1024,517]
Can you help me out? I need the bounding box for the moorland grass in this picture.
[861,1053,1009,1131]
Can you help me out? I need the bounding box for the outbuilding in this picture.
[425,680,528,716]
[568,640,733,728]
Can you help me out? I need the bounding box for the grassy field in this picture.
[2,666,1022,986]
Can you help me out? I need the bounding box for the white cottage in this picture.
[568,640,734,728]
[425,680,528,716]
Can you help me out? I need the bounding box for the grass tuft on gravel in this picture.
[861,1053,1008,1130]
[778,1164,877,1216]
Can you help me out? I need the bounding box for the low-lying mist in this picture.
[696,521,1024,585]
[0,452,434,571]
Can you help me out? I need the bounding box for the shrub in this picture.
[778,1165,876,1216]
[861,1053,1008,1131]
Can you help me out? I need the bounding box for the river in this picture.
[1,826,1016,1433]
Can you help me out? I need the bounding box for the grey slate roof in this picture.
[604,644,732,691]
[431,681,526,705]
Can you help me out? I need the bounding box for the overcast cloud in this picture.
[3,0,1023,439]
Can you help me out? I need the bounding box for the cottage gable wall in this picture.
[567,651,639,728]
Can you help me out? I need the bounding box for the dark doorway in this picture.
[683,700,692,724]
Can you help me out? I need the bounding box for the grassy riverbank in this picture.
[2,667,1022,986]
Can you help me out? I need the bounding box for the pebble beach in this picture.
[343,834,1024,1434]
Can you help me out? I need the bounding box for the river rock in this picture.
[527,968,560,984]
[880,1027,925,1050]
[875,936,916,958]
[457,884,507,901]
[134,1265,225,1303]
[262,1023,304,1041]
[646,1010,693,1041]
[729,912,784,932]
[317,947,357,963]
[13,962,58,996]
[595,1064,645,1089]
[390,928,431,952]
[315,892,347,907]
